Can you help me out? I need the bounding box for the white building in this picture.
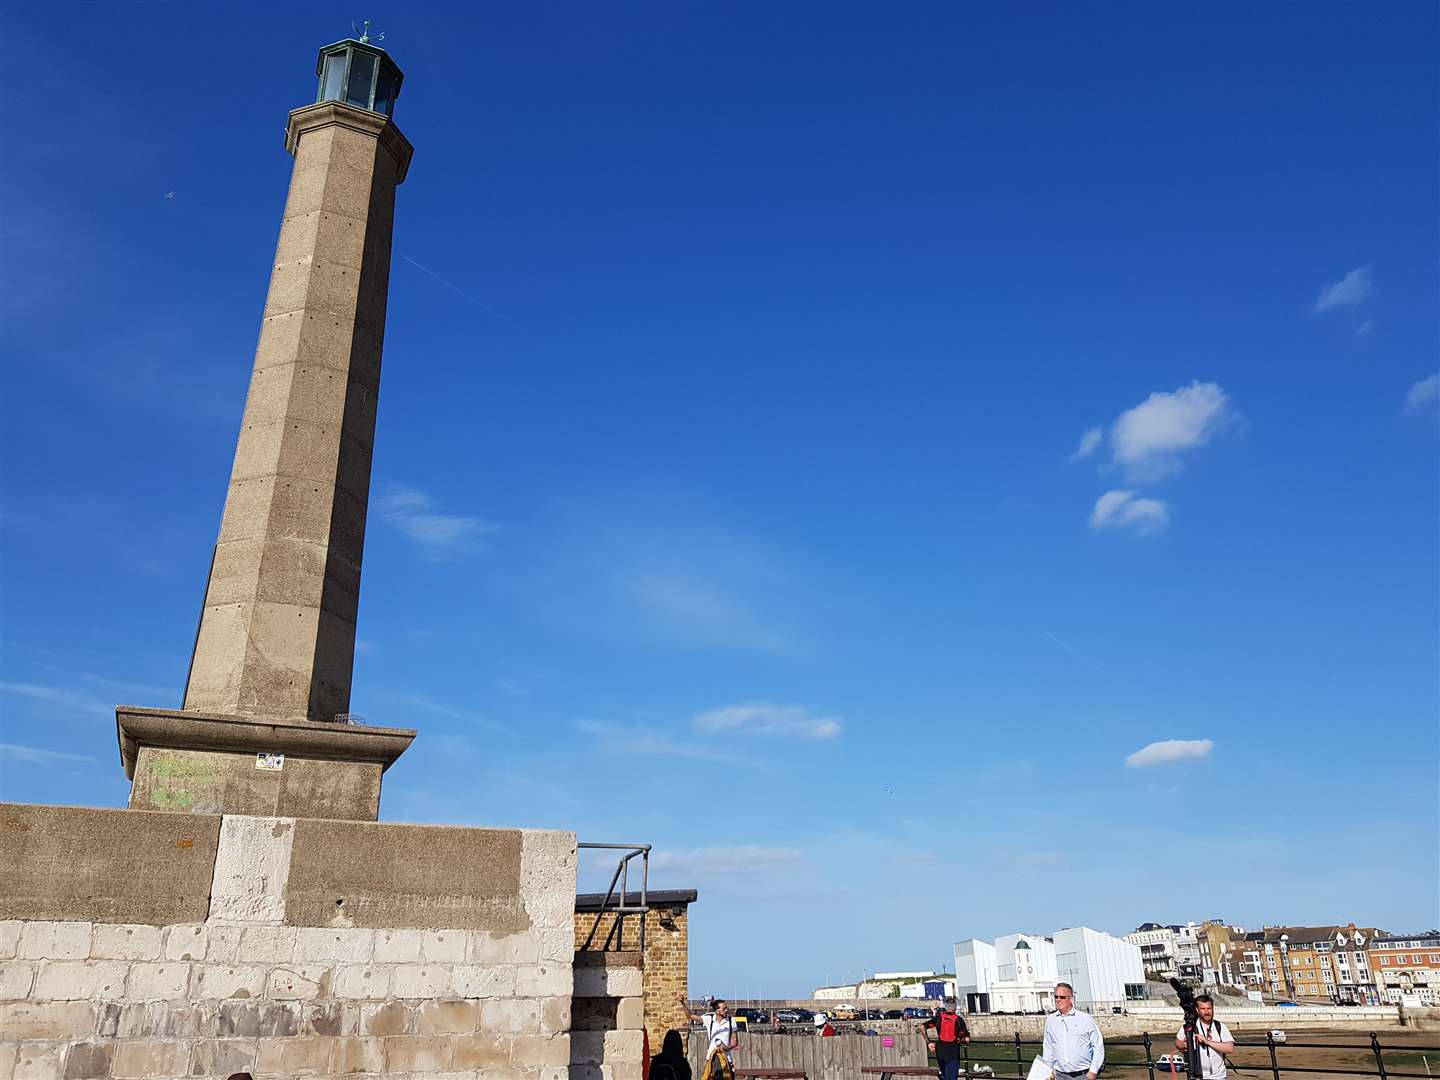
[1125,922,1204,980]
[957,928,1144,1014]
[812,984,857,1000]
[954,934,1057,1014]
[1053,927,1146,1009]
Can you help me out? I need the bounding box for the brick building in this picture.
[576,889,697,1048]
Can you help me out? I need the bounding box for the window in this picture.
[1431,955,1440,964]
[1382,957,1392,966]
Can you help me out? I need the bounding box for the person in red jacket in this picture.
[921,998,970,1080]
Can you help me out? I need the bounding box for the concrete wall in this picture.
[0,802,575,1078]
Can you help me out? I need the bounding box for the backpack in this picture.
[938,1012,964,1043]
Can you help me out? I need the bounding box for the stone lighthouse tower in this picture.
[115,35,416,820]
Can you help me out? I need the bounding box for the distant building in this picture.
[1203,923,1384,1004]
[813,984,858,1000]
[1053,927,1146,1008]
[1125,922,1204,981]
[954,932,1063,1014]
[1369,932,1440,1006]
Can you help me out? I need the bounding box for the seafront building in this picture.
[954,928,1142,1014]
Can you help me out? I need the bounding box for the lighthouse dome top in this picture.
[315,34,403,118]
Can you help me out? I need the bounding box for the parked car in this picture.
[1269,1031,1287,1044]
[883,1009,904,1019]
[1157,1055,1185,1072]
[1275,1001,1299,1007]
[775,1009,807,1023]
[832,1007,857,1020]
[733,1008,769,1025]
[903,1006,936,1020]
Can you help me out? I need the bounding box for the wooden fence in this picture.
[686,1032,929,1080]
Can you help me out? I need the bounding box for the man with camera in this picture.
[1175,994,1234,1080]
[1042,983,1104,1080]
[677,992,740,1080]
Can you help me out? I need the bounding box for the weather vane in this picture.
[352,18,384,45]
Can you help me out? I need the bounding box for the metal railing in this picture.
[951,1033,1437,1080]
[576,841,650,953]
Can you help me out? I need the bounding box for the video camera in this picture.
[1169,977,1199,1031]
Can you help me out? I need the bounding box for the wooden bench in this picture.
[861,1068,939,1080]
[735,1071,807,1080]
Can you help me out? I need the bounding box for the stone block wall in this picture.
[570,953,644,1080]
[573,901,689,1047]
[0,803,576,1079]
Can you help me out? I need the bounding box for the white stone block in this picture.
[17,921,92,960]
[519,829,579,930]
[480,996,541,1034]
[374,928,424,963]
[604,1029,645,1061]
[208,815,295,923]
[238,925,296,963]
[0,960,35,1000]
[392,964,453,998]
[0,922,23,960]
[469,930,539,966]
[126,961,190,1000]
[203,924,245,962]
[265,964,330,1000]
[421,930,468,963]
[91,924,163,960]
[573,964,643,998]
[333,964,392,999]
[190,963,268,999]
[32,960,126,999]
[516,963,571,998]
[451,964,515,998]
[513,1033,571,1068]
[539,926,575,962]
[616,996,644,1030]
[163,925,208,961]
[295,926,374,963]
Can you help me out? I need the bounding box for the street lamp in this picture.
[1279,935,1294,1001]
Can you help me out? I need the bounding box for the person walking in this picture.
[921,997,971,1080]
[1042,983,1104,1080]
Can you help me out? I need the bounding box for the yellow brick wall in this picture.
[574,903,690,1047]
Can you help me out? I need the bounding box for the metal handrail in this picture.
[577,841,650,953]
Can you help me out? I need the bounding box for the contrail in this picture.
[400,254,505,319]
[1043,630,1126,688]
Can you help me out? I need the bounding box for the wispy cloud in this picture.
[0,681,112,717]
[375,485,498,560]
[574,719,724,761]
[1089,490,1169,535]
[1405,374,1439,415]
[1313,267,1375,313]
[1355,320,1374,339]
[1125,738,1214,767]
[1070,427,1103,462]
[693,701,842,740]
[1042,631,1125,687]
[0,743,99,767]
[651,845,804,875]
[385,692,515,735]
[1109,382,1233,483]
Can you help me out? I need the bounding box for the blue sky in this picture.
[1,4,1436,996]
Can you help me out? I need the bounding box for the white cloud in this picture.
[1110,382,1232,482]
[574,719,725,761]
[1125,738,1214,768]
[692,701,842,740]
[1405,375,1439,414]
[651,845,803,875]
[1355,320,1374,339]
[1313,267,1375,313]
[1089,490,1170,534]
[375,485,498,559]
[1070,427,1103,461]
[0,743,98,766]
[0,681,112,717]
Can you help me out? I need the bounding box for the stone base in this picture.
[116,706,414,821]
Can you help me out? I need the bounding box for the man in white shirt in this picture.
[1174,994,1234,1080]
[677,992,740,1067]
[1043,983,1104,1080]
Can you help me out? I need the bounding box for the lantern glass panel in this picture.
[346,51,378,109]
[373,64,396,116]
[320,52,347,102]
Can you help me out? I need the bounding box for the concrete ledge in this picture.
[0,804,221,924]
[116,706,415,780]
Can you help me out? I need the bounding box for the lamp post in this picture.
[1279,935,1295,1001]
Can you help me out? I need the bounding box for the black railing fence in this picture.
[952,1033,1436,1080]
